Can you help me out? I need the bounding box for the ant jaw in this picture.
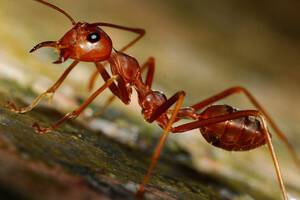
[29,41,58,53]
[30,41,70,64]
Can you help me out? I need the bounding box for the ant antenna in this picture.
[33,0,76,25]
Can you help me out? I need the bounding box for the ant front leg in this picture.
[6,61,79,114]
[172,110,288,200]
[137,91,185,197]
[90,58,156,118]
[83,62,125,119]
[94,62,130,104]
[32,75,118,134]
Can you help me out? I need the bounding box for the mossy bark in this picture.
[0,79,274,200]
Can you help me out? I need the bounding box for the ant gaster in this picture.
[6,0,300,199]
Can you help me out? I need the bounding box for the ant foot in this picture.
[5,101,25,114]
[32,122,53,134]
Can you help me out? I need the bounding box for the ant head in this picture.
[30,23,113,64]
[58,22,113,63]
[30,0,113,64]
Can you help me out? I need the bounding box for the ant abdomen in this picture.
[200,105,267,151]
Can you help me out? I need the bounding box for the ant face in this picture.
[58,22,113,62]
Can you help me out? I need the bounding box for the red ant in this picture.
[6,0,300,199]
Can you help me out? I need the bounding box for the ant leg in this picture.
[6,60,79,114]
[95,62,131,104]
[191,86,300,169]
[136,91,185,196]
[94,62,121,99]
[32,75,118,134]
[85,63,121,119]
[171,110,288,200]
[91,95,116,118]
[90,58,156,119]
[87,69,100,92]
[140,57,155,88]
[90,62,130,103]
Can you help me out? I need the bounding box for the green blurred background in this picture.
[0,0,299,199]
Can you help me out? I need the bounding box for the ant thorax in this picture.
[109,51,141,84]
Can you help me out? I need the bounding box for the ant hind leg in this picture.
[191,86,300,169]
[172,110,288,200]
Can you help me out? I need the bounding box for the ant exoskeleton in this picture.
[6,0,300,199]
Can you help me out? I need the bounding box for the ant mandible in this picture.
[6,0,300,199]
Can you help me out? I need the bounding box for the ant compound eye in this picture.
[87,32,101,43]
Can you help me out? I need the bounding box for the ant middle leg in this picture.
[140,57,155,88]
[6,60,79,114]
[32,75,118,134]
[137,91,185,196]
